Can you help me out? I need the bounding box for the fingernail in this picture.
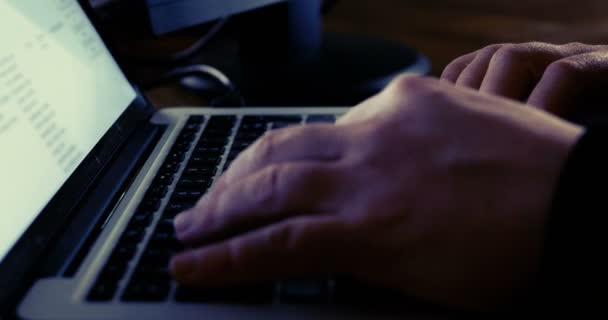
[170,252,196,279]
[174,211,192,234]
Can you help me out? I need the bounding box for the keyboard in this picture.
[85,114,340,302]
[86,113,410,308]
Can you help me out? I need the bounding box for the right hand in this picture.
[441,42,608,119]
[170,76,583,311]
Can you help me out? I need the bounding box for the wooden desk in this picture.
[327,0,608,76]
[123,0,608,107]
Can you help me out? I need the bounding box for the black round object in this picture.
[239,32,431,106]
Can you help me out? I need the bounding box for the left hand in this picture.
[168,75,582,310]
[441,42,608,119]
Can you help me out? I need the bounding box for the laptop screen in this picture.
[0,0,136,261]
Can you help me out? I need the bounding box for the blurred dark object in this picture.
[145,0,285,35]
[89,0,431,106]
[236,0,430,106]
[322,0,341,14]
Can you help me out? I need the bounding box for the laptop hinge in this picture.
[36,121,167,278]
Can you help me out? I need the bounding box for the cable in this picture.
[122,17,230,66]
[133,1,339,105]
[139,64,245,107]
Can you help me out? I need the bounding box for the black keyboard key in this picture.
[202,127,233,138]
[207,115,236,125]
[164,202,193,217]
[88,256,134,301]
[100,261,129,282]
[238,122,267,131]
[88,282,118,302]
[180,131,200,139]
[160,162,180,174]
[189,155,221,167]
[122,279,171,302]
[183,120,202,131]
[150,242,183,256]
[113,243,138,260]
[121,229,146,244]
[204,126,233,135]
[140,247,171,264]
[176,177,211,190]
[269,115,303,123]
[234,131,264,141]
[155,218,175,234]
[153,173,175,186]
[148,232,182,250]
[192,146,224,156]
[172,141,192,152]
[136,263,171,280]
[269,122,299,130]
[129,212,154,228]
[146,185,168,199]
[173,190,205,201]
[230,140,254,152]
[175,284,275,304]
[187,115,205,124]
[307,115,336,123]
[167,151,186,163]
[182,167,216,178]
[197,137,229,148]
[280,279,330,304]
[140,198,161,212]
[227,149,243,161]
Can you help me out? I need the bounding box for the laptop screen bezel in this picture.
[0,0,156,313]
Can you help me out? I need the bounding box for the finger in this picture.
[455,45,504,89]
[171,216,354,287]
[175,162,343,245]
[480,42,599,101]
[528,50,608,116]
[479,44,555,101]
[223,124,346,185]
[440,52,477,83]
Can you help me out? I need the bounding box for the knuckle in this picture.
[546,58,586,78]
[522,41,551,49]
[256,164,286,209]
[493,44,530,66]
[408,82,450,109]
[441,63,460,79]
[387,75,432,97]
[443,55,471,72]
[254,130,281,162]
[477,43,506,57]
[561,41,591,52]
[193,195,219,229]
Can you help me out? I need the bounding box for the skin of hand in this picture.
[169,75,583,311]
[441,42,608,119]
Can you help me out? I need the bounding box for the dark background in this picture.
[104,0,608,108]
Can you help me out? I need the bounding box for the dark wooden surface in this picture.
[128,0,608,107]
[326,0,608,76]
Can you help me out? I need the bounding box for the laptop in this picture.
[1,1,452,319]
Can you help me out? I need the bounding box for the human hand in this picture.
[169,76,583,310]
[441,42,608,119]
